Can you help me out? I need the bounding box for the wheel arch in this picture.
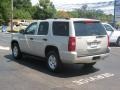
[11,40,19,49]
[116,36,120,43]
[45,45,60,58]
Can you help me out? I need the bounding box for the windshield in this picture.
[74,21,106,36]
[103,24,114,31]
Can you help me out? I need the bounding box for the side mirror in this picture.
[19,29,25,34]
[110,29,114,32]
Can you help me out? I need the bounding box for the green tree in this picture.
[68,8,113,22]
[13,0,32,10]
[81,4,88,11]
[56,11,71,18]
[0,0,11,23]
[33,0,56,19]
[13,0,32,19]
[14,9,32,19]
[68,11,79,18]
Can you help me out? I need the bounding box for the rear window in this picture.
[74,21,106,36]
[53,22,69,36]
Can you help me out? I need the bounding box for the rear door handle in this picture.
[29,38,34,40]
[42,38,47,41]
[96,36,105,38]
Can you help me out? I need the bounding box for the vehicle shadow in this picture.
[4,54,99,78]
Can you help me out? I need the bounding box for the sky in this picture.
[51,0,113,4]
[31,0,114,14]
[31,0,113,6]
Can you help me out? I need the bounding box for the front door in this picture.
[19,22,38,54]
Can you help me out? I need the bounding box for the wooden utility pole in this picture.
[11,0,13,32]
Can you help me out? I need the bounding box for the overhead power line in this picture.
[55,1,114,14]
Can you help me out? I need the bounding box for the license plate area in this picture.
[92,56,100,60]
[90,43,98,48]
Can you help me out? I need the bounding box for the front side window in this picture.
[38,22,49,35]
[25,22,37,35]
[53,22,69,36]
[103,24,114,31]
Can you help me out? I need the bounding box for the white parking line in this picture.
[111,47,120,49]
[72,73,114,85]
[0,46,10,50]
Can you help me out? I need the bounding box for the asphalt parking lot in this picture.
[0,32,120,90]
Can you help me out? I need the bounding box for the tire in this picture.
[47,51,62,72]
[12,43,22,59]
[117,38,120,47]
[84,62,96,68]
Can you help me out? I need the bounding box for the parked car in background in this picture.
[14,20,30,26]
[11,18,110,72]
[102,23,120,46]
[19,20,30,26]
[0,26,2,32]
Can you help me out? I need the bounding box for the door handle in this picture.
[42,38,47,41]
[29,38,34,40]
[96,35,105,38]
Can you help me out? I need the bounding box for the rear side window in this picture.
[53,22,69,36]
[74,21,106,36]
[38,22,49,35]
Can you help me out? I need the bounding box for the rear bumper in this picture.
[60,48,110,64]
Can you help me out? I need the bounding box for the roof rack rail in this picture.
[54,18,58,19]
[65,18,70,20]
[53,18,70,20]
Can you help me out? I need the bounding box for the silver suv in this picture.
[11,18,110,72]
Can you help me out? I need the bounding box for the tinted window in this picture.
[53,22,69,36]
[103,24,114,31]
[74,22,106,36]
[25,22,37,35]
[38,22,49,35]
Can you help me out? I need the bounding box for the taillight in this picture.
[107,35,110,47]
[84,20,93,24]
[68,37,76,51]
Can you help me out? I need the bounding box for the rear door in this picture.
[52,21,69,53]
[74,21,108,57]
